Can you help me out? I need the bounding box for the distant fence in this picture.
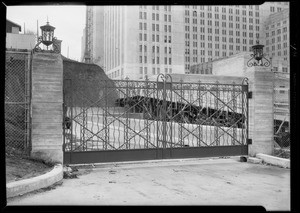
[273,72,290,158]
[5,51,31,154]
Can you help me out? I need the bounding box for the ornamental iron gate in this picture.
[63,74,249,164]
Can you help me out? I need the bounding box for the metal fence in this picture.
[5,51,31,155]
[273,72,290,158]
[63,74,249,164]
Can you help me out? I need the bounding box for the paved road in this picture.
[7,158,290,210]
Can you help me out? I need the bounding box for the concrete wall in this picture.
[31,52,63,163]
[246,66,274,156]
[213,52,251,76]
[6,33,36,50]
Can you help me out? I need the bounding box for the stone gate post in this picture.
[245,66,275,156]
[30,52,63,163]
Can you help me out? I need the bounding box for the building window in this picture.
[139,33,142,41]
[156,35,159,42]
[156,24,159,31]
[282,67,288,73]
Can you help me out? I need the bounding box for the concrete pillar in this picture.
[245,66,274,156]
[31,52,63,163]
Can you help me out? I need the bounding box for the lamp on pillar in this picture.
[247,40,271,67]
[34,19,61,53]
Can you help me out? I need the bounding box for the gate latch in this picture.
[247,139,252,145]
[247,91,253,99]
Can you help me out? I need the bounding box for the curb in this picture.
[247,157,263,164]
[6,164,63,198]
[256,153,290,168]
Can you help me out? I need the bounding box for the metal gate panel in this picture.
[63,75,249,164]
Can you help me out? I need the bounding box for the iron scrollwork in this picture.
[247,53,271,67]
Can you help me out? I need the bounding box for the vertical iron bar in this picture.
[70,79,73,162]
[145,77,149,149]
[246,84,249,146]
[125,78,129,149]
[214,82,219,146]
[104,80,108,150]
[166,74,173,156]
[232,83,237,145]
[241,85,245,145]
[163,80,166,149]
[198,81,202,147]
[180,79,184,147]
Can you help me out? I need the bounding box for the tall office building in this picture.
[264,8,289,69]
[82,3,289,80]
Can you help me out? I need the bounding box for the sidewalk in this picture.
[7,157,290,210]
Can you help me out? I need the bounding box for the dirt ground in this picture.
[7,158,290,210]
[5,152,52,183]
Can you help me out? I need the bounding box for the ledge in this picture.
[6,164,63,198]
[256,153,290,168]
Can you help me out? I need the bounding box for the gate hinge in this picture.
[247,91,252,99]
[247,139,252,145]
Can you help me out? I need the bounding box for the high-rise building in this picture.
[83,3,289,80]
[264,8,289,67]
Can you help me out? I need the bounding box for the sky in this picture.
[6,5,86,61]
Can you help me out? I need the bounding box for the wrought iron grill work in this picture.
[63,74,249,164]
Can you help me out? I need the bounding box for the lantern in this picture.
[247,40,270,67]
[40,21,55,47]
[34,19,61,53]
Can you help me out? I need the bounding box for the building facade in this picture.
[263,8,289,65]
[82,3,289,80]
[6,19,36,50]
